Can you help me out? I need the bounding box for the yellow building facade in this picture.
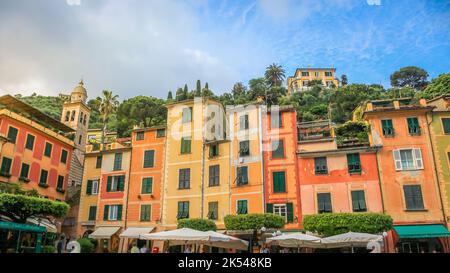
[287,67,340,94]
[162,98,230,229]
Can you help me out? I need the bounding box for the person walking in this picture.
[130,243,140,253]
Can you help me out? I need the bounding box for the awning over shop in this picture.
[394,224,450,239]
[89,226,121,239]
[120,227,155,239]
[27,217,58,233]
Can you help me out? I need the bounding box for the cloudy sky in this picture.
[0,0,449,100]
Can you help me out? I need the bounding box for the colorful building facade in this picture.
[262,106,302,229]
[287,67,340,94]
[363,98,448,253]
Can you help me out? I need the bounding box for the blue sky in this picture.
[0,0,449,99]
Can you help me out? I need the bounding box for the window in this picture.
[86,180,99,195]
[141,177,153,194]
[20,163,30,179]
[301,71,309,77]
[347,153,361,174]
[140,205,151,222]
[273,171,286,193]
[96,156,102,169]
[113,153,122,170]
[71,110,75,121]
[136,131,145,141]
[0,157,12,176]
[57,175,65,190]
[236,166,248,185]
[209,165,220,187]
[177,201,189,219]
[88,206,97,221]
[156,129,166,138]
[267,203,294,223]
[65,111,70,122]
[239,141,250,157]
[325,71,333,77]
[237,200,248,214]
[181,137,191,154]
[7,127,18,144]
[271,112,282,128]
[143,150,155,168]
[403,185,424,210]
[179,169,190,189]
[314,71,320,77]
[209,143,219,158]
[80,111,84,123]
[271,140,285,158]
[393,149,423,171]
[302,80,309,86]
[442,118,450,134]
[407,117,420,135]
[314,157,328,175]
[182,107,193,123]
[78,135,82,145]
[44,142,53,157]
[317,193,332,213]
[239,114,249,130]
[351,190,367,212]
[106,175,125,192]
[381,119,394,137]
[39,169,48,185]
[273,204,287,220]
[104,205,122,221]
[208,202,218,220]
[25,134,35,150]
[61,149,68,164]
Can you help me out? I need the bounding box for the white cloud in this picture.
[66,0,81,6]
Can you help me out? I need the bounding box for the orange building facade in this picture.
[262,106,302,229]
[363,98,448,253]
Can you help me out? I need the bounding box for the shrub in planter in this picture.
[177,218,217,231]
[303,213,393,237]
[78,238,95,253]
[42,245,56,253]
[224,213,285,231]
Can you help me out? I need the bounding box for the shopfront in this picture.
[394,224,450,253]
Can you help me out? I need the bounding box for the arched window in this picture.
[65,111,70,122]
[71,110,76,121]
[80,111,84,123]
[83,114,87,126]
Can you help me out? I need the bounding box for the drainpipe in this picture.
[425,112,447,225]
[374,147,386,214]
[259,106,266,212]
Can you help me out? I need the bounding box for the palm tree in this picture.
[265,63,286,87]
[97,90,119,148]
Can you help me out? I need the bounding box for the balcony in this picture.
[298,120,333,142]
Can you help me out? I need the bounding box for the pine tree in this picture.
[167,91,173,100]
[195,80,202,97]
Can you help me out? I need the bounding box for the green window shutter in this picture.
[271,112,282,128]
[1,157,12,175]
[442,118,450,134]
[239,141,250,156]
[117,205,123,220]
[40,170,48,185]
[141,178,153,194]
[7,127,18,144]
[57,176,64,189]
[20,163,30,178]
[181,137,191,154]
[266,203,273,213]
[272,140,285,158]
[136,131,144,141]
[114,153,123,170]
[103,205,110,220]
[44,142,53,157]
[60,150,68,164]
[89,206,97,221]
[182,107,192,123]
[86,180,93,195]
[314,157,328,174]
[347,153,361,173]
[118,176,125,191]
[318,193,332,213]
[96,156,102,169]
[107,176,112,192]
[156,129,166,138]
[404,185,424,210]
[273,172,286,193]
[143,150,155,168]
[286,203,294,223]
[381,119,394,136]
[25,134,35,150]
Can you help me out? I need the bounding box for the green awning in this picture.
[394,224,450,239]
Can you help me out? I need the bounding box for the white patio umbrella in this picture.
[320,232,383,252]
[266,233,322,248]
[140,228,226,242]
[168,231,249,251]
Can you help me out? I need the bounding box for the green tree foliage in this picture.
[334,121,370,146]
[307,79,324,87]
[224,213,285,230]
[43,245,57,253]
[96,90,119,144]
[18,95,64,120]
[77,238,95,253]
[231,82,247,98]
[265,63,285,87]
[420,73,450,99]
[303,213,393,237]
[390,66,429,90]
[177,218,217,231]
[341,74,348,86]
[195,80,202,97]
[167,91,173,101]
[0,193,70,223]
[116,96,166,137]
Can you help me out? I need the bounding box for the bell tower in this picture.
[61,80,91,153]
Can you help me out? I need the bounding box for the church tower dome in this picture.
[70,80,88,103]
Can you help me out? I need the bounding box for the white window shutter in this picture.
[414,148,424,169]
[393,150,402,170]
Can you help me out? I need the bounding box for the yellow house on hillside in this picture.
[287,67,340,94]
